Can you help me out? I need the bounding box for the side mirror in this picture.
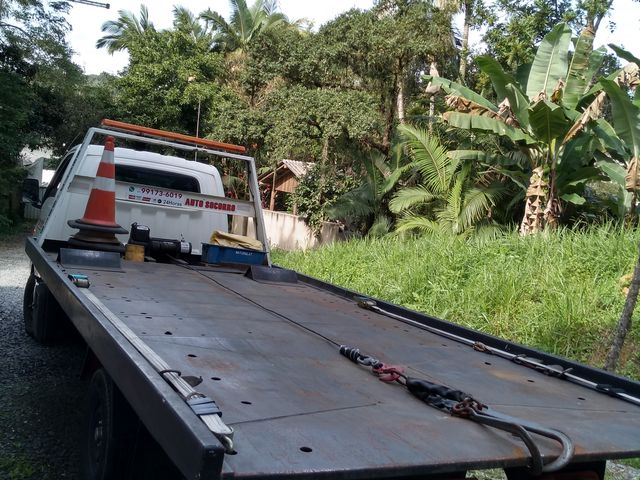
[22,178,40,206]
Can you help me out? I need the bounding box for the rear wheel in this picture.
[82,368,184,480]
[82,368,138,480]
[23,272,36,336]
[29,279,65,344]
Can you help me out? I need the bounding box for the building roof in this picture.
[259,160,314,185]
[280,159,313,178]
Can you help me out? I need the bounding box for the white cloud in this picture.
[67,0,639,75]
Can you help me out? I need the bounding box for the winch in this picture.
[128,222,191,261]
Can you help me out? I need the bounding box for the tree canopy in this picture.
[3,0,638,236]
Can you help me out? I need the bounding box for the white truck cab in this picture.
[33,121,268,257]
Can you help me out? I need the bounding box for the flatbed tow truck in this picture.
[22,120,640,480]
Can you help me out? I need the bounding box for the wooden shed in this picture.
[259,160,314,213]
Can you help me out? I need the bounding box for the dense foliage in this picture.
[0,0,114,228]
[3,0,639,239]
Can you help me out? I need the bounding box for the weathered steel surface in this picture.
[77,259,640,479]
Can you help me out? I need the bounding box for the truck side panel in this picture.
[26,238,225,480]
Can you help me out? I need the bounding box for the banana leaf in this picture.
[596,156,627,185]
[593,119,629,158]
[423,76,498,111]
[584,67,624,97]
[493,167,529,190]
[448,150,491,162]
[608,44,640,66]
[516,63,532,91]
[476,56,519,102]
[526,23,572,100]
[564,27,596,110]
[528,99,571,143]
[585,46,606,88]
[505,83,531,128]
[596,153,633,218]
[601,78,640,158]
[558,167,603,188]
[442,111,535,144]
[560,193,586,205]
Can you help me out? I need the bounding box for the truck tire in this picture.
[23,272,36,336]
[82,368,184,480]
[30,279,65,344]
[82,368,138,480]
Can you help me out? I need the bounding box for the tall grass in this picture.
[273,224,640,378]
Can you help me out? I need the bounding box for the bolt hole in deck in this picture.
[211,377,221,381]
[241,401,252,405]
[299,447,313,453]
[164,331,172,335]
[187,354,197,358]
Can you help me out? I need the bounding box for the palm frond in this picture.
[139,5,153,32]
[367,216,392,237]
[96,6,155,53]
[394,215,443,235]
[459,187,494,228]
[399,124,453,195]
[389,186,437,213]
[326,184,375,221]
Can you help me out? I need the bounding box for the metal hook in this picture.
[467,407,574,475]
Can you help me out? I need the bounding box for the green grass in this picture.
[273,224,640,378]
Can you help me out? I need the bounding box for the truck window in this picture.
[42,149,76,202]
[115,165,200,193]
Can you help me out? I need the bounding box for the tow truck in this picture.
[21,120,640,480]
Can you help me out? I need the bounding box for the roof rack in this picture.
[100,119,246,154]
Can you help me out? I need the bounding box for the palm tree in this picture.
[390,125,505,238]
[96,5,155,54]
[200,0,292,54]
[172,6,215,45]
[327,146,406,237]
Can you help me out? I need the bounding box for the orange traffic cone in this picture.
[68,136,127,253]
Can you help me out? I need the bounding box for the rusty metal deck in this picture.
[73,260,640,478]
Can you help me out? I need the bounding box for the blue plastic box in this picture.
[201,243,267,266]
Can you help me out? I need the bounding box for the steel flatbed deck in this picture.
[28,238,640,480]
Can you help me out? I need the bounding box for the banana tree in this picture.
[426,23,614,234]
[592,44,640,212]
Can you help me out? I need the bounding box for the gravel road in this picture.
[0,235,638,480]
[0,236,85,480]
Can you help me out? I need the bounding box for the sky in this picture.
[66,0,640,75]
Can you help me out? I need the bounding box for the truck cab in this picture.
[37,145,233,255]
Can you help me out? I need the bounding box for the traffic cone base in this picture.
[68,218,127,234]
[68,236,125,254]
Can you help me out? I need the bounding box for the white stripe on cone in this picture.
[102,148,114,164]
[93,176,116,192]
